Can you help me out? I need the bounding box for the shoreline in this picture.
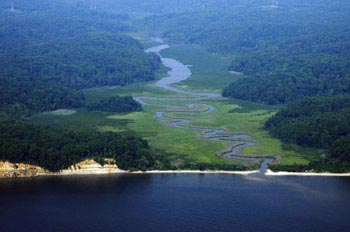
[132,170,259,175]
[2,168,350,179]
[2,44,350,180]
[33,169,260,177]
[265,169,350,176]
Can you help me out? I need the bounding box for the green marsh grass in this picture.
[31,42,320,168]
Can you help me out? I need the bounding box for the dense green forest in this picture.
[0,113,171,172]
[0,0,164,171]
[266,95,350,172]
[86,96,142,113]
[137,0,350,104]
[265,95,350,148]
[4,1,347,107]
[0,1,160,112]
[223,53,350,104]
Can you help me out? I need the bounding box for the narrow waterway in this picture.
[137,43,273,172]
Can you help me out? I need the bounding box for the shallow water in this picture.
[0,174,349,232]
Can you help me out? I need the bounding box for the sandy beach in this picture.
[265,169,350,176]
[2,159,350,178]
[133,170,259,175]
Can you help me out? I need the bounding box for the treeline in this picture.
[265,95,350,172]
[0,0,166,172]
[0,114,172,172]
[223,50,350,104]
[0,0,160,112]
[0,112,246,172]
[86,96,142,113]
[138,0,350,104]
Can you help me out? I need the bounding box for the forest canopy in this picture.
[86,96,142,113]
[0,0,164,171]
[265,95,350,172]
[138,0,350,104]
[0,1,160,112]
[0,114,171,172]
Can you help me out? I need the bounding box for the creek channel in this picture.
[135,43,273,173]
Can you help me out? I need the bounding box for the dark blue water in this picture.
[1,174,349,232]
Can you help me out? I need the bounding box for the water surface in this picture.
[0,174,349,232]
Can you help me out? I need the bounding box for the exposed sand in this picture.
[54,159,127,176]
[132,170,259,175]
[2,160,350,179]
[0,159,127,178]
[266,169,350,176]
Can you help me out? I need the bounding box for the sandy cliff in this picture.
[59,159,126,175]
[0,159,125,178]
[0,161,49,178]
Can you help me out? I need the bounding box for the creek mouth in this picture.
[136,42,273,173]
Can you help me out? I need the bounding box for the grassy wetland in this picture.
[31,39,320,170]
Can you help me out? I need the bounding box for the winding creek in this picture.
[137,43,273,173]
